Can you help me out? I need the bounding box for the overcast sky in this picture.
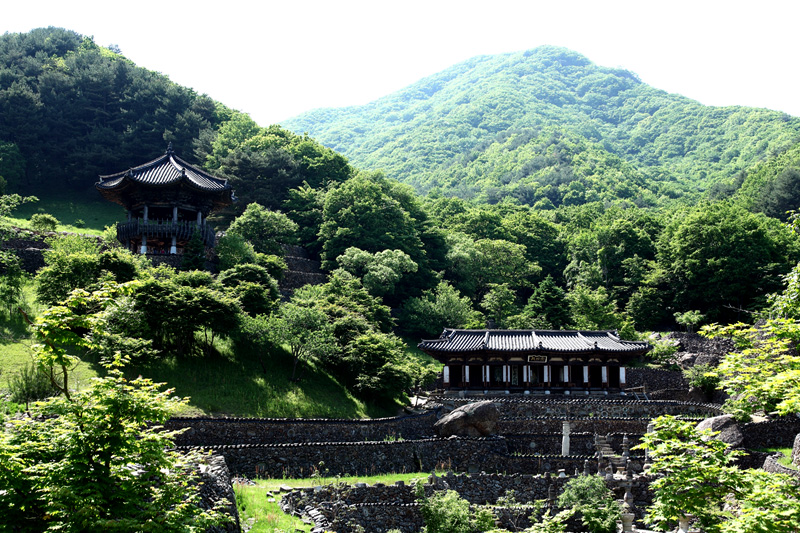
[4,0,798,126]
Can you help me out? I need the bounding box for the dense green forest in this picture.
[2,27,800,405]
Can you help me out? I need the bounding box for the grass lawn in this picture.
[121,342,388,419]
[6,188,124,235]
[234,473,424,533]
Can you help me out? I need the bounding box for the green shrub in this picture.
[417,488,495,533]
[683,363,721,397]
[9,361,62,408]
[557,475,620,533]
[29,213,58,232]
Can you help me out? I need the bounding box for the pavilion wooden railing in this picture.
[116,219,216,248]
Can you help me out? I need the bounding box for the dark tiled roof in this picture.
[418,329,650,355]
[96,145,232,193]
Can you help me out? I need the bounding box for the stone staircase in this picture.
[594,433,628,472]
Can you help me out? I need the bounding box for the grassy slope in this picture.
[0,282,403,419]
[7,188,123,235]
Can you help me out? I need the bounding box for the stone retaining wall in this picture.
[168,410,439,446]
[184,435,645,479]
[281,473,655,533]
[741,418,800,449]
[433,396,720,419]
[623,368,688,391]
[501,417,651,435]
[181,437,508,478]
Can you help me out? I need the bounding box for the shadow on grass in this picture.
[120,343,374,419]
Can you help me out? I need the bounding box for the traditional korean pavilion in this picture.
[419,329,650,393]
[96,145,234,255]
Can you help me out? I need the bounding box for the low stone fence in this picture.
[432,396,720,419]
[167,410,439,446]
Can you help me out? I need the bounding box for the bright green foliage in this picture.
[29,281,137,399]
[400,281,483,337]
[702,319,800,418]
[636,416,743,531]
[218,263,280,316]
[227,202,298,256]
[556,475,620,533]
[3,288,230,533]
[29,212,58,232]
[565,284,619,330]
[131,274,241,357]
[517,275,571,329]
[0,193,37,219]
[0,365,229,532]
[657,202,799,322]
[319,173,423,269]
[480,283,518,328]
[417,487,495,533]
[342,332,412,399]
[445,232,538,301]
[636,416,800,533]
[766,261,800,319]
[35,246,143,307]
[202,117,352,211]
[682,363,720,398]
[35,235,102,305]
[335,247,418,297]
[215,232,259,270]
[262,301,336,381]
[8,361,61,408]
[674,310,704,333]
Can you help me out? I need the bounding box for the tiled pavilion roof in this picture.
[96,144,233,195]
[419,329,650,356]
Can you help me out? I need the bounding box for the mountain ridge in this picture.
[282,46,800,207]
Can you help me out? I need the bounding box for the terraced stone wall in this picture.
[436,397,721,419]
[281,473,655,533]
[185,436,645,479]
[167,410,438,446]
[182,437,507,478]
[741,417,800,449]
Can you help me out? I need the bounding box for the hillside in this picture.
[282,46,800,207]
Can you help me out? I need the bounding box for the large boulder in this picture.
[696,414,743,449]
[434,401,500,437]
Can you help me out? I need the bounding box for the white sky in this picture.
[3,0,799,126]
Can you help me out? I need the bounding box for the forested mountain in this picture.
[282,46,800,207]
[3,27,800,334]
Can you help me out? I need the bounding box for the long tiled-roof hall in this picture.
[419,329,650,393]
